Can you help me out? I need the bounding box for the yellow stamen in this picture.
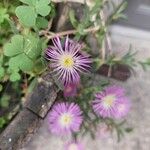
[60,113,72,127]
[60,55,74,68]
[103,95,116,108]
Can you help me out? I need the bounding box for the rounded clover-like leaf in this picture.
[10,72,21,82]
[4,35,24,57]
[8,54,34,72]
[15,6,37,27]
[36,0,51,16]
[20,0,37,6]
[36,17,48,29]
[4,34,42,81]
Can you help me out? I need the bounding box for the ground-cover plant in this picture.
[0,0,150,149]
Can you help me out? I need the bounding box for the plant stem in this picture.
[46,25,100,39]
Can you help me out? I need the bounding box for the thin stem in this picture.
[106,33,112,55]
[100,10,106,61]
[46,25,100,39]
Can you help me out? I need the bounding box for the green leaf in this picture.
[24,34,41,59]
[15,6,37,27]
[0,67,5,78]
[20,0,37,6]
[10,72,21,82]
[4,35,24,57]
[117,1,128,14]
[0,8,9,25]
[0,55,3,65]
[4,34,42,79]
[0,84,2,92]
[27,78,38,93]
[8,56,21,70]
[36,17,48,29]
[0,117,6,128]
[19,54,34,71]
[0,95,10,108]
[9,54,34,72]
[69,10,78,28]
[77,24,85,35]
[36,0,51,16]
[33,58,46,74]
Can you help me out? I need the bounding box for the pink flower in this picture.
[65,141,84,150]
[64,83,77,97]
[45,36,91,85]
[114,98,131,119]
[92,86,130,119]
[48,102,83,135]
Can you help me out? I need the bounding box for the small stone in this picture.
[8,138,12,142]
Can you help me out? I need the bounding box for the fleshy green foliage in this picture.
[15,0,51,27]
[111,1,128,21]
[106,49,137,68]
[4,34,43,81]
[139,58,150,70]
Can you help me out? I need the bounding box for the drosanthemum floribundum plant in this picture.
[65,141,84,150]
[45,36,91,85]
[48,102,83,135]
[92,86,130,119]
[64,83,77,97]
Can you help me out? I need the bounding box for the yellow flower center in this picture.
[60,113,72,127]
[103,95,116,108]
[68,144,78,150]
[60,55,74,68]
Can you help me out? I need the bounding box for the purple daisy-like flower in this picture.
[45,36,91,85]
[92,85,130,118]
[65,141,84,150]
[64,83,77,97]
[48,102,83,135]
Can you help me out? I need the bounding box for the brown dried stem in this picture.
[46,25,100,39]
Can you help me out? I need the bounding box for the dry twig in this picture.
[46,25,100,39]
